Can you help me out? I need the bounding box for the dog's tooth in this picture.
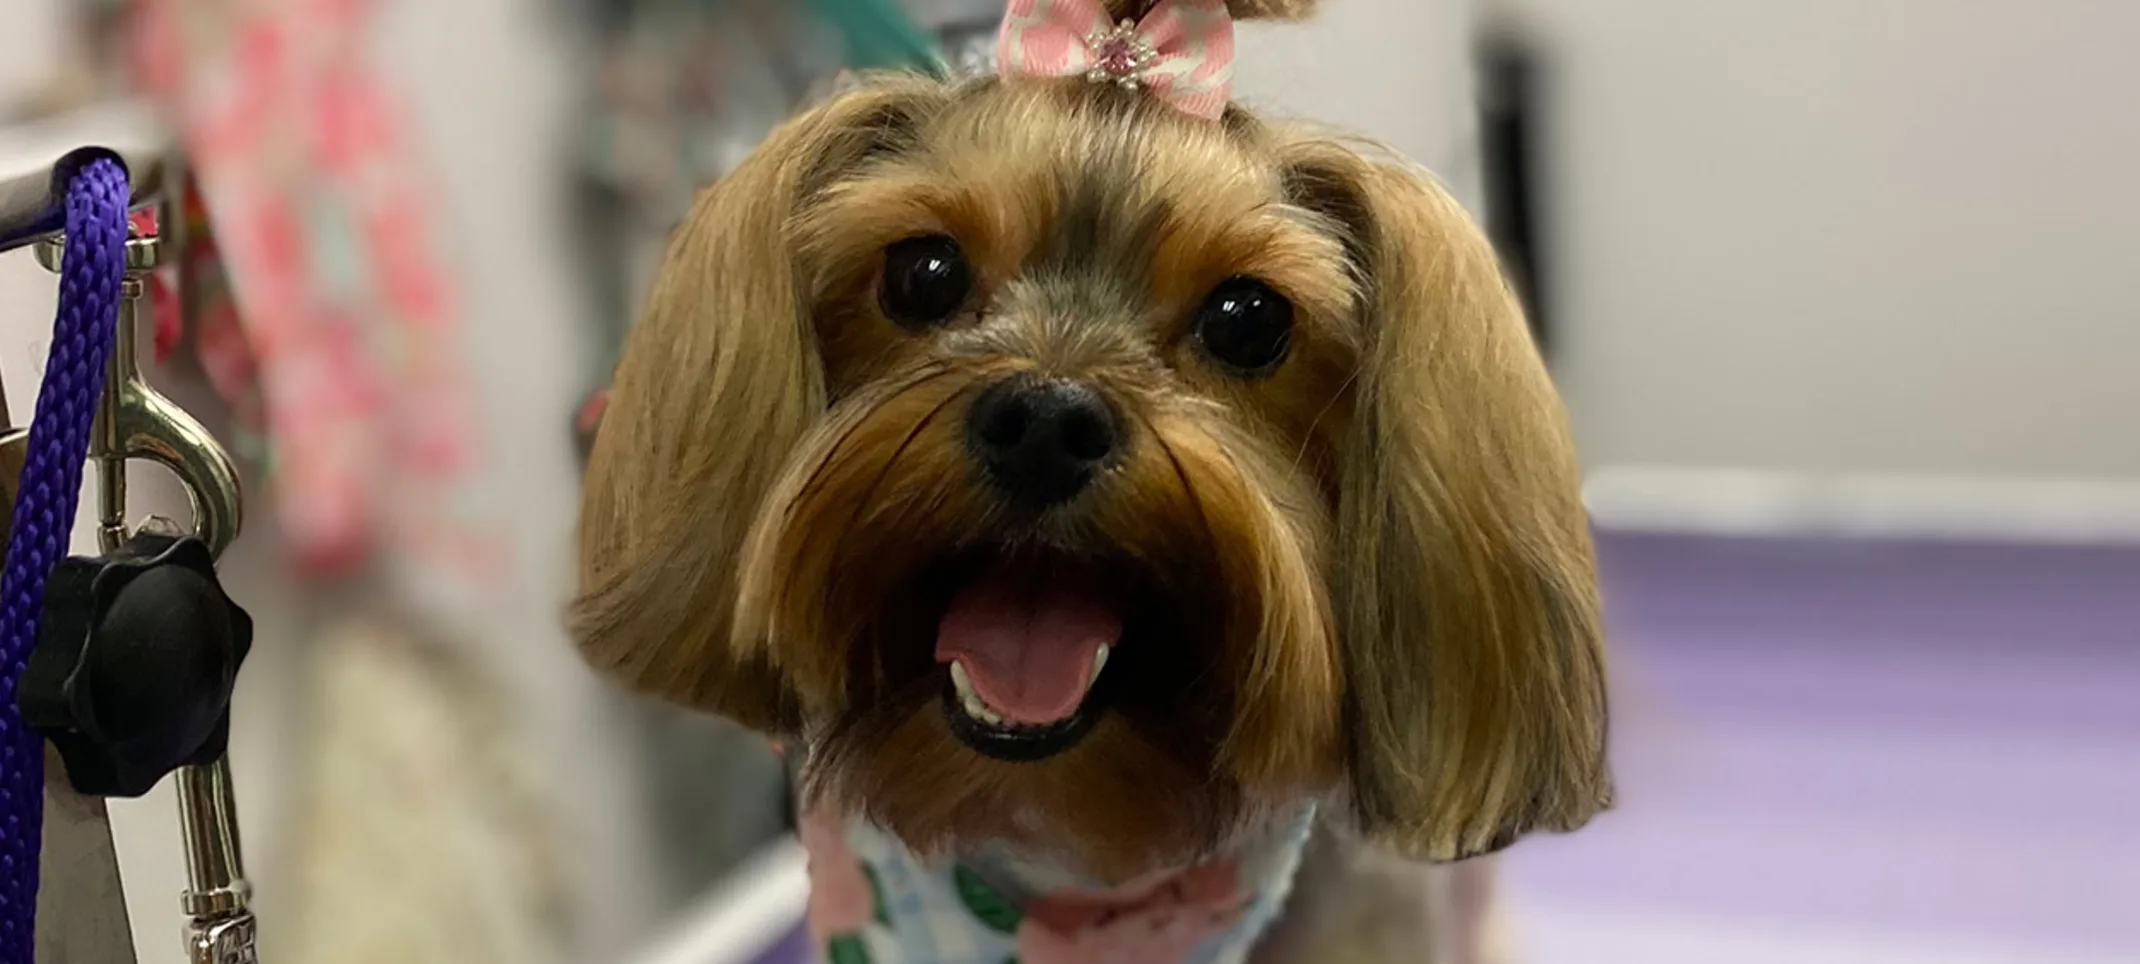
[952,666,996,724]
[949,660,1013,728]
[1090,644,1110,684]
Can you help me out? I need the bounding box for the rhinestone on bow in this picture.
[1084,19,1158,89]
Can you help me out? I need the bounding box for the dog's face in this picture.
[574,63,1608,881]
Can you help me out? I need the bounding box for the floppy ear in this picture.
[570,80,941,733]
[1285,141,1611,860]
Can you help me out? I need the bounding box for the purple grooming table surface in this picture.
[1503,534,2140,961]
[749,925,813,964]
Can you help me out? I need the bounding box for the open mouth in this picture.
[933,553,1127,762]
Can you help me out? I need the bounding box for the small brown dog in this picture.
[573,1,1608,960]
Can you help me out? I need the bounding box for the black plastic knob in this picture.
[15,531,253,798]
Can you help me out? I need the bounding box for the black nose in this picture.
[966,377,1119,509]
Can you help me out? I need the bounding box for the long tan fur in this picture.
[1278,138,1612,861]
[572,80,948,732]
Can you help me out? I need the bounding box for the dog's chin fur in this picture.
[572,18,1612,885]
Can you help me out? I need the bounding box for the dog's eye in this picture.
[1194,277,1293,375]
[880,235,973,328]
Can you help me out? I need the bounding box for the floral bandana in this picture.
[800,805,1315,964]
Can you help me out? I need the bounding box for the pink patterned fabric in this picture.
[127,0,503,588]
[997,0,1237,120]
[1015,859,1247,964]
[798,811,879,944]
[797,802,1312,964]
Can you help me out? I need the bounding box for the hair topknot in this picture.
[1223,0,1323,19]
[1100,0,1323,21]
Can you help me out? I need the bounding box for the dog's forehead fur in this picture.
[797,79,1362,451]
[883,81,1346,303]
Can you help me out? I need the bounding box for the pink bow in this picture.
[997,0,1238,120]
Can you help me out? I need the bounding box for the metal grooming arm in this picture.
[2,104,259,964]
[0,103,166,254]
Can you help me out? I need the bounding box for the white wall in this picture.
[1235,0,1485,211]
[1499,0,2140,484]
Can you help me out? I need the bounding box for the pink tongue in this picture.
[936,563,1123,726]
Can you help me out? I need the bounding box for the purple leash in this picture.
[0,155,131,963]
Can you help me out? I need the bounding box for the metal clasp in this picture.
[33,192,257,964]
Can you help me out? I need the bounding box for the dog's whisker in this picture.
[1136,408,1221,564]
[785,364,966,692]
[793,363,961,511]
[835,375,980,538]
[808,368,986,698]
[1291,363,1361,472]
[1135,409,1304,742]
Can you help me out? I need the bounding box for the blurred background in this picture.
[0,0,2134,963]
